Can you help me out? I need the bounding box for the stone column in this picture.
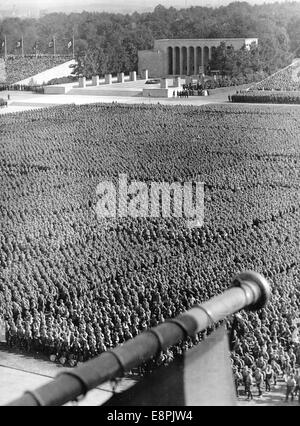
[194,47,198,75]
[180,48,183,76]
[79,76,86,88]
[209,47,212,61]
[201,47,204,68]
[130,71,137,81]
[117,72,125,83]
[105,74,112,85]
[186,47,190,76]
[172,47,176,75]
[92,76,99,86]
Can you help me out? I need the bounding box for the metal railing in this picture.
[6,270,271,406]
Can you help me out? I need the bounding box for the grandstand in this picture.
[0,59,6,82]
[250,59,300,92]
[0,56,73,85]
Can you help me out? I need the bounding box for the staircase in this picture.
[0,58,6,83]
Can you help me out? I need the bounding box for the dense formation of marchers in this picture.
[232,91,300,104]
[0,103,299,373]
[0,55,72,85]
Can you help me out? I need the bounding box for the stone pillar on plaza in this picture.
[130,71,137,82]
[160,78,168,89]
[79,76,86,88]
[105,74,112,85]
[141,69,149,80]
[92,76,99,86]
[117,72,125,83]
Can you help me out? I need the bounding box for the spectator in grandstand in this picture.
[2,55,72,86]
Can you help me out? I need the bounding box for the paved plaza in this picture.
[0,344,135,406]
[0,78,235,115]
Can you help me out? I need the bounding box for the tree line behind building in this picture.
[0,3,300,81]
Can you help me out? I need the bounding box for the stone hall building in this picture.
[138,38,258,77]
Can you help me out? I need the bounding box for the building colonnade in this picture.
[167,45,217,75]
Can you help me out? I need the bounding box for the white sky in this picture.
[2,0,299,10]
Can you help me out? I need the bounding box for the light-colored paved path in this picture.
[0,79,232,116]
[237,379,299,406]
[0,345,135,406]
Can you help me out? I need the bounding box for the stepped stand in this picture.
[160,78,168,89]
[105,74,112,85]
[173,77,181,88]
[0,58,6,83]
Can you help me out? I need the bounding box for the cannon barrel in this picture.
[6,271,270,406]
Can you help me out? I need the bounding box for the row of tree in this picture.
[0,2,300,78]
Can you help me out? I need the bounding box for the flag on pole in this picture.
[0,39,5,49]
[49,39,54,48]
[67,40,72,49]
[16,39,22,49]
[104,327,237,406]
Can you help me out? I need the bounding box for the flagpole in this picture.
[72,31,75,59]
[53,35,56,56]
[4,35,7,59]
[22,35,24,57]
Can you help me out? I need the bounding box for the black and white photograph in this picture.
[0,0,299,410]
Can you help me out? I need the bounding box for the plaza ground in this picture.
[1,80,299,116]
[237,380,299,407]
[0,343,135,406]
[0,78,236,115]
